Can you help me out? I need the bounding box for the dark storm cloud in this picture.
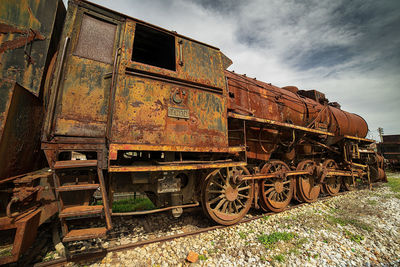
[225,0,400,78]
[193,0,244,14]
[291,45,354,71]
[293,0,400,73]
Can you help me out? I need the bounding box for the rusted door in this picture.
[51,7,122,138]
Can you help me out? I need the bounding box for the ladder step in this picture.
[60,205,104,218]
[54,160,98,170]
[63,227,107,242]
[56,183,99,192]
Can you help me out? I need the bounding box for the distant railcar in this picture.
[378,135,400,170]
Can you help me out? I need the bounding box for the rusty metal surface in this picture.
[0,82,45,180]
[111,75,227,147]
[63,227,107,242]
[75,14,117,64]
[53,159,98,169]
[47,3,121,138]
[109,161,247,172]
[0,0,65,96]
[0,0,65,180]
[59,205,103,218]
[111,30,228,149]
[226,70,368,138]
[378,134,400,169]
[0,209,41,265]
[121,19,226,90]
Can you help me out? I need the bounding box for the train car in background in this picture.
[378,135,400,170]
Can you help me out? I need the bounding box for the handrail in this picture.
[45,36,70,139]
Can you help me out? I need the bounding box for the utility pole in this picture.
[378,127,384,143]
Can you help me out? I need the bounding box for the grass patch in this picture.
[387,177,400,193]
[273,254,285,263]
[110,197,155,212]
[262,215,270,221]
[367,199,378,205]
[326,215,372,232]
[238,231,247,239]
[198,254,207,261]
[344,229,364,243]
[258,232,295,249]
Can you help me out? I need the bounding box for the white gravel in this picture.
[62,179,400,267]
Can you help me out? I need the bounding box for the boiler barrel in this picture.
[328,107,368,138]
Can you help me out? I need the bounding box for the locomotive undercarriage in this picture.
[39,116,386,242]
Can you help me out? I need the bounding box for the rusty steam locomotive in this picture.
[0,0,386,264]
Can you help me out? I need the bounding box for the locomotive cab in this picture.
[41,0,247,239]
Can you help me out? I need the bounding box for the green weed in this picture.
[110,197,155,212]
[273,254,285,263]
[344,229,364,243]
[262,215,270,221]
[198,254,207,261]
[387,177,400,193]
[238,231,247,239]
[258,232,295,249]
[326,215,372,231]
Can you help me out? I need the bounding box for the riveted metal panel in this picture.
[111,73,228,148]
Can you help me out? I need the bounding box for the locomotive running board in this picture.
[108,161,247,172]
[228,112,335,136]
[228,112,375,143]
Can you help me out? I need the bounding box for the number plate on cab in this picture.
[167,106,189,119]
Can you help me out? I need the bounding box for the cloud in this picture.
[63,0,400,139]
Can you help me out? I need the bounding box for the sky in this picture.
[64,0,400,140]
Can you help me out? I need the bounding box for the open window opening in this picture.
[132,24,176,71]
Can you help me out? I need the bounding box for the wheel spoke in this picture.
[217,171,225,181]
[283,186,290,192]
[209,194,223,205]
[214,198,226,210]
[211,179,225,189]
[227,202,232,213]
[238,193,250,199]
[233,201,239,212]
[208,190,224,194]
[283,180,291,185]
[238,185,251,192]
[221,201,229,213]
[264,187,274,195]
[236,198,245,207]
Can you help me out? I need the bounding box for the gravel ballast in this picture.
[66,176,400,266]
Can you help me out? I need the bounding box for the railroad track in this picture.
[34,188,370,267]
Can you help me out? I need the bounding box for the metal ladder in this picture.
[53,159,112,242]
